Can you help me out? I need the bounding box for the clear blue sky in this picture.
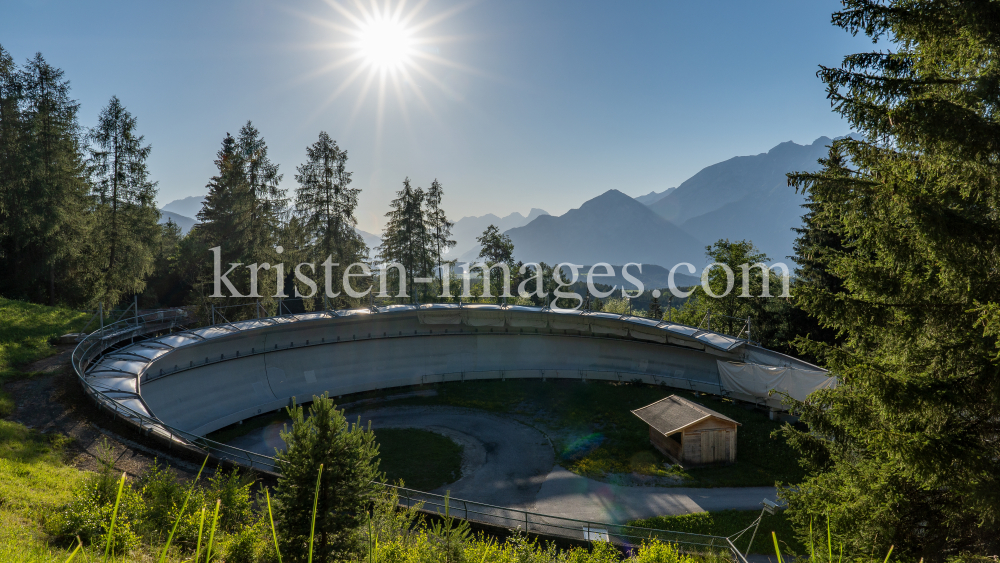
[2,0,867,234]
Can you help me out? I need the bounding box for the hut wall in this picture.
[680,418,738,466]
[648,426,682,461]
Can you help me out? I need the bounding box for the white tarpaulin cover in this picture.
[717,361,836,408]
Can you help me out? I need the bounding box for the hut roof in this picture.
[631,395,740,435]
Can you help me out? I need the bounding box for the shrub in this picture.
[274,393,382,562]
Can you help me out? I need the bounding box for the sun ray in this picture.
[284,0,491,151]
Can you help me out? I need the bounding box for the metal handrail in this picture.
[71,308,750,562]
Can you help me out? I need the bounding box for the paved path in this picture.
[227,405,776,525]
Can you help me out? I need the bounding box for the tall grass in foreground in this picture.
[770,516,894,563]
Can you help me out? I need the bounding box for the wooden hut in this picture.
[631,395,740,466]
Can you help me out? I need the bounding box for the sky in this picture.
[1,0,869,234]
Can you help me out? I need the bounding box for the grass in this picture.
[0,419,86,561]
[375,428,464,491]
[628,510,804,556]
[0,297,88,418]
[356,379,804,488]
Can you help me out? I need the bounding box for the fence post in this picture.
[212,304,215,326]
[134,295,138,324]
[99,301,104,333]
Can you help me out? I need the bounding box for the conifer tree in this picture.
[0,51,92,306]
[424,179,455,295]
[196,123,285,317]
[88,96,159,307]
[294,131,366,306]
[781,1,1000,557]
[274,394,381,563]
[377,178,432,301]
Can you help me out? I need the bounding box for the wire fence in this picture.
[71,308,750,563]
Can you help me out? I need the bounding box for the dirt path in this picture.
[2,346,202,480]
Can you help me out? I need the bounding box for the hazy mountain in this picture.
[496,189,705,267]
[650,136,834,262]
[357,228,381,253]
[634,187,675,206]
[161,195,206,219]
[577,263,700,290]
[448,208,549,259]
[158,210,197,234]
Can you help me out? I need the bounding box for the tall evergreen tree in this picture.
[424,179,455,295]
[377,178,432,301]
[0,45,25,299]
[0,51,92,306]
[88,96,159,307]
[294,132,366,306]
[196,123,285,318]
[780,2,1000,557]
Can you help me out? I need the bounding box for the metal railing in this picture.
[71,308,749,562]
[389,484,745,559]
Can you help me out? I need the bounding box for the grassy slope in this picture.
[629,510,804,556]
[361,379,803,488]
[0,298,88,417]
[0,419,85,562]
[375,428,464,491]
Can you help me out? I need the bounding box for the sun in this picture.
[357,17,414,71]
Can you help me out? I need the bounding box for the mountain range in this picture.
[158,134,841,270]
[450,208,549,261]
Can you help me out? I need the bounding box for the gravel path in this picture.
[228,405,777,524]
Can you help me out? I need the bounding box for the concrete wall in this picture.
[139,309,749,435]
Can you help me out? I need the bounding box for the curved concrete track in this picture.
[81,304,820,439]
[228,406,775,524]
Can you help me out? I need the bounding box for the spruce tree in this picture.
[294,131,366,306]
[424,179,455,297]
[88,96,159,307]
[780,1,1000,557]
[196,123,285,318]
[274,394,381,563]
[2,52,92,306]
[377,178,432,301]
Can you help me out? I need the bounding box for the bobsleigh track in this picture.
[72,303,824,559]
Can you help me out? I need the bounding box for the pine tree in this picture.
[377,178,432,301]
[196,123,285,318]
[424,179,455,297]
[274,394,381,563]
[0,51,92,306]
[780,2,1000,557]
[294,131,366,306]
[88,96,159,307]
[0,45,25,299]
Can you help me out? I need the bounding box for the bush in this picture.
[48,469,144,555]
